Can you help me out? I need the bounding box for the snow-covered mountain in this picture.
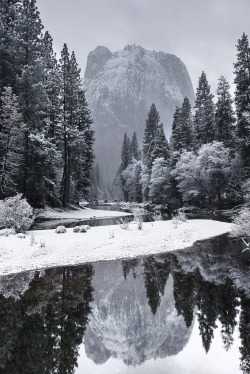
[84,260,193,366]
[84,45,195,177]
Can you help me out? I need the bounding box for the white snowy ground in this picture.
[0,219,231,276]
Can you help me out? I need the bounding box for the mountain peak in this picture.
[84,45,112,80]
[84,45,195,177]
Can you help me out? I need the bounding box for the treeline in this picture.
[114,33,250,208]
[0,0,94,206]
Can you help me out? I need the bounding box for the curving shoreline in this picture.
[0,219,232,277]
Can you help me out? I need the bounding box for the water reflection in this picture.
[0,235,249,373]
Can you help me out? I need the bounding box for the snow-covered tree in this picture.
[193,72,215,148]
[143,103,160,168]
[121,163,135,202]
[0,193,34,232]
[131,131,140,161]
[173,142,234,206]
[0,86,25,198]
[133,162,143,203]
[148,157,171,203]
[215,76,236,149]
[171,98,193,154]
[234,33,250,178]
[150,123,170,164]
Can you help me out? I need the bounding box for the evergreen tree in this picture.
[193,71,215,148]
[121,132,132,170]
[150,123,170,163]
[59,44,73,206]
[171,98,193,153]
[143,103,160,168]
[234,33,250,178]
[133,162,143,203]
[131,131,140,160]
[0,0,20,94]
[215,76,236,149]
[15,0,52,203]
[171,106,181,153]
[0,86,25,198]
[148,157,171,203]
[180,97,193,151]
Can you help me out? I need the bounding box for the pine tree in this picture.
[215,76,236,149]
[0,86,25,198]
[133,162,143,203]
[234,33,250,178]
[143,103,160,168]
[193,71,215,148]
[59,43,71,205]
[16,0,51,203]
[119,132,132,201]
[150,123,170,163]
[121,132,132,170]
[180,97,193,151]
[0,0,20,93]
[131,131,140,160]
[171,99,193,154]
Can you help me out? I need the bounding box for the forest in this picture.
[100,34,250,209]
[0,0,94,206]
[0,0,250,210]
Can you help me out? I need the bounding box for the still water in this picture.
[0,235,249,373]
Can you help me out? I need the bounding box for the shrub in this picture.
[73,225,87,233]
[132,207,144,230]
[0,194,34,233]
[172,208,187,228]
[55,225,67,234]
[117,217,130,230]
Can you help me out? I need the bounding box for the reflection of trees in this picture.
[0,265,94,374]
[122,258,140,279]
[143,256,171,315]
[141,240,249,373]
[172,270,196,328]
[239,294,250,374]
[172,268,241,354]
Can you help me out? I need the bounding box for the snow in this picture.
[0,219,231,277]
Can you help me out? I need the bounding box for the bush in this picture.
[73,225,87,233]
[55,225,67,234]
[132,207,144,230]
[172,209,187,228]
[0,194,34,233]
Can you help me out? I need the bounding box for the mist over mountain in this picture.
[84,45,195,178]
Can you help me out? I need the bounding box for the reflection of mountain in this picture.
[0,235,249,373]
[84,260,193,366]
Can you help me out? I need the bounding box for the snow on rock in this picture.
[0,220,231,276]
[84,44,195,178]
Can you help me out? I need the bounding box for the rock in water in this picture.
[84,44,195,178]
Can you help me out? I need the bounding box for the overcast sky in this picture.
[37,0,250,95]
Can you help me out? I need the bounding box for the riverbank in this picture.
[0,219,232,276]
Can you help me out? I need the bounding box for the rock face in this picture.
[84,44,195,178]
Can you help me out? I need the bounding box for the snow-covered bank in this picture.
[0,220,232,277]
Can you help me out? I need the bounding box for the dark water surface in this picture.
[0,235,249,373]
